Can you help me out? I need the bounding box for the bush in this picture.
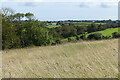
[2,19,20,49]
[68,37,72,42]
[80,34,86,40]
[112,32,120,38]
[76,35,80,40]
[32,26,53,46]
[55,38,61,44]
[102,36,109,39]
[87,33,102,40]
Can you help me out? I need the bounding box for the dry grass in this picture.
[0,51,2,79]
[2,39,118,78]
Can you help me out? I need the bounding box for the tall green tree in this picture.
[25,12,34,20]
[32,25,53,46]
[2,18,20,49]
[87,23,98,33]
[14,13,24,21]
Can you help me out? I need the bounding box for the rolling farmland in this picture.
[62,27,119,42]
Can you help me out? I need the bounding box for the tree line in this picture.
[2,8,120,49]
[2,8,54,49]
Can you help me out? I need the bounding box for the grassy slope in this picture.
[63,27,119,41]
[72,22,105,26]
[87,27,119,37]
[46,22,105,28]
[46,25,61,28]
[0,52,1,79]
[2,39,118,78]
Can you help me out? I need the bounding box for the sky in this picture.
[1,0,119,21]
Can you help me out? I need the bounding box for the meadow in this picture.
[2,39,118,78]
[62,27,119,42]
[46,22,106,28]
[46,25,61,28]
[87,27,119,37]
[1,7,119,79]
[71,22,106,26]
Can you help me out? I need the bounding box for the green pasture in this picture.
[87,27,119,37]
[46,25,61,28]
[62,27,119,42]
[71,22,106,26]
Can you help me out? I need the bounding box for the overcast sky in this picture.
[2,0,119,21]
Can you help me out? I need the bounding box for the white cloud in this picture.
[78,1,117,8]
[24,2,39,7]
[1,0,119,8]
[1,0,43,2]
[1,0,119,2]
[79,2,90,8]
[99,2,113,8]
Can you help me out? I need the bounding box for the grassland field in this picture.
[46,25,61,28]
[71,22,106,26]
[86,27,119,37]
[46,22,106,28]
[2,39,118,78]
[2,22,119,78]
[62,27,119,42]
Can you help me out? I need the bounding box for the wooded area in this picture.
[2,8,120,49]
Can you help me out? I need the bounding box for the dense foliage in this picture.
[2,8,120,49]
[87,33,102,40]
[2,8,54,49]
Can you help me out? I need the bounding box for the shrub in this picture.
[68,37,72,42]
[55,38,61,44]
[87,33,102,40]
[112,32,120,38]
[76,35,80,40]
[2,19,20,49]
[80,34,86,40]
[32,26,53,46]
